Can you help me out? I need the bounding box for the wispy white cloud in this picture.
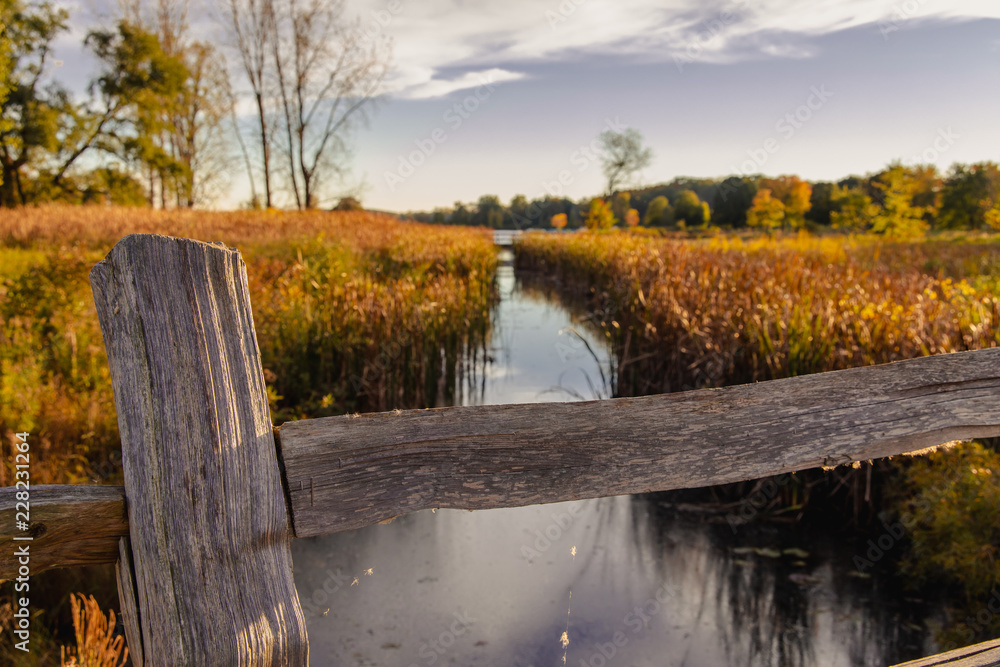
[395,68,526,99]
[351,0,1000,97]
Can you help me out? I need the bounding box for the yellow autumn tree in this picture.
[584,198,616,230]
[746,188,785,231]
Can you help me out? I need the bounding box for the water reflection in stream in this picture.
[291,235,931,666]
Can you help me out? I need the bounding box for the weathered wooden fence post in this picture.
[89,234,308,666]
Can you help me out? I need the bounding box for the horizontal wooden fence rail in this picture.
[0,485,126,576]
[278,347,1000,536]
[1,233,998,667]
[8,346,1000,574]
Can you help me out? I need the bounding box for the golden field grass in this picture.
[0,206,498,487]
[515,230,1000,395]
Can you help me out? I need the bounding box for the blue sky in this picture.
[54,0,1000,211]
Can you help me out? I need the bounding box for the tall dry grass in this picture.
[0,206,498,487]
[59,594,128,667]
[516,231,1000,396]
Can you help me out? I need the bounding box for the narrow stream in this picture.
[291,233,932,666]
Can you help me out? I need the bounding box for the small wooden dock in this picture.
[2,234,999,666]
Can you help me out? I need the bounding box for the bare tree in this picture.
[599,128,653,197]
[223,0,277,207]
[170,41,234,206]
[270,0,390,209]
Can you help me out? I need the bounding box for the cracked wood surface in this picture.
[90,234,308,666]
[0,485,127,579]
[277,347,1000,537]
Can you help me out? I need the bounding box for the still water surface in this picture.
[291,237,931,666]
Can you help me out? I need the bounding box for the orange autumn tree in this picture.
[551,213,568,230]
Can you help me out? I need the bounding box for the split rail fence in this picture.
[2,234,1000,666]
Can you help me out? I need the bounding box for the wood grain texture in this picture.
[91,234,308,666]
[0,485,126,579]
[279,347,1000,537]
[892,639,1000,666]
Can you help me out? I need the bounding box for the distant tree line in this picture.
[0,0,389,209]
[406,162,1000,237]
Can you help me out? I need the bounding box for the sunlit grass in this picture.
[0,206,498,486]
[515,230,1000,395]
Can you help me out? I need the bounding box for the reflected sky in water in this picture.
[292,240,930,666]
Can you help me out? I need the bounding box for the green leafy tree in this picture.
[643,195,673,227]
[0,0,14,188]
[0,0,69,205]
[508,194,529,228]
[829,185,878,231]
[584,198,615,230]
[81,165,148,206]
[451,201,471,225]
[871,164,927,238]
[85,21,190,205]
[910,164,942,222]
[673,189,709,228]
[599,127,652,196]
[712,176,757,227]
[939,162,1000,230]
[611,191,630,225]
[474,194,504,228]
[806,182,834,226]
[119,1,235,207]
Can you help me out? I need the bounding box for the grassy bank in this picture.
[515,230,1000,394]
[0,206,498,488]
